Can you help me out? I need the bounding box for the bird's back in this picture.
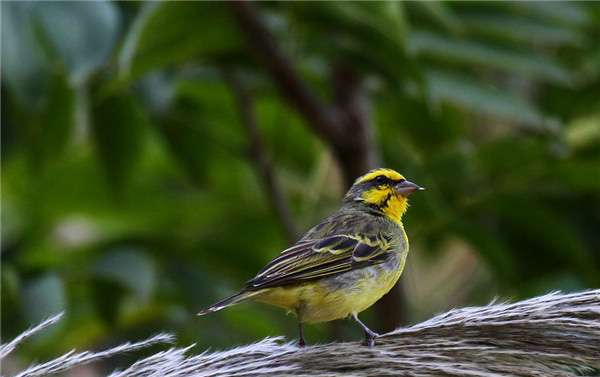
[302,205,408,253]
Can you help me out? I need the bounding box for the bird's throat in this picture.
[360,187,409,224]
[381,194,409,224]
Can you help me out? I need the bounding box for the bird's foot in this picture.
[298,322,306,347]
[362,330,380,348]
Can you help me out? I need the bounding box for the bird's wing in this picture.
[246,234,393,290]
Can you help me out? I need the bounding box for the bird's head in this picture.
[344,168,424,223]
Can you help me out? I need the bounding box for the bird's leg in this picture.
[298,322,306,347]
[352,313,379,347]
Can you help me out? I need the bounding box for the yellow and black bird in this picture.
[198,168,424,347]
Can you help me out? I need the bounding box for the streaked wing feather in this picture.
[247,234,391,289]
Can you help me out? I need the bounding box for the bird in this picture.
[198,168,424,347]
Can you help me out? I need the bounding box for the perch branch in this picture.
[5,290,600,377]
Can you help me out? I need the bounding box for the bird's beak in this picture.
[395,180,425,196]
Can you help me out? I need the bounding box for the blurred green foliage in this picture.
[2,0,600,367]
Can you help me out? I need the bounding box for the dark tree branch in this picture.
[225,70,300,243]
[230,1,342,144]
[330,63,408,330]
[230,2,378,188]
[331,64,379,187]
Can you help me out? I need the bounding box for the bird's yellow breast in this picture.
[253,253,407,324]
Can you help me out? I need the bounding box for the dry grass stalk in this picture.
[0,313,64,359]
[3,290,599,377]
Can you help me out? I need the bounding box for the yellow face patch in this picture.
[361,187,409,224]
[355,168,405,185]
[361,186,394,205]
[354,168,409,224]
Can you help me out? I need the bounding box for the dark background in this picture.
[2,2,600,375]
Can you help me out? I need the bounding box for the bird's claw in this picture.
[362,331,380,347]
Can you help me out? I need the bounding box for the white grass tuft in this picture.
[3,332,174,377]
[0,313,64,360]
[3,290,600,377]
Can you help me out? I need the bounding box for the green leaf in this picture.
[38,71,76,164]
[425,70,551,128]
[157,78,240,184]
[555,159,600,192]
[414,1,463,35]
[32,1,119,82]
[91,90,147,190]
[410,32,572,85]
[119,2,242,80]
[93,247,156,301]
[287,2,418,86]
[566,113,600,151]
[21,273,66,324]
[462,14,583,47]
[158,98,213,184]
[1,2,50,104]
[329,2,408,50]
[5,71,76,171]
[515,2,590,28]
[1,1,118,105]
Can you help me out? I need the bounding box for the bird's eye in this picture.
[375,175,387,185]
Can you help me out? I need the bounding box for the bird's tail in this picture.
[197,290,260,316]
